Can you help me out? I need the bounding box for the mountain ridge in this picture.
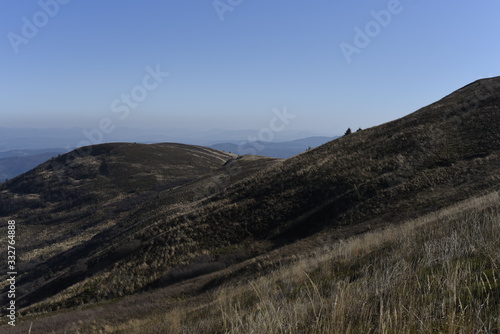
[1,77,499,318]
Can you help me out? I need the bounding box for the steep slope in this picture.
[3,77,500,314]
[0,143,242,265]
[225,77,500,239]
[0,143,279,311]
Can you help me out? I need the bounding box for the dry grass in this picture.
[4,79,499,311]
[4,191,499,333]
[131,191,499,333]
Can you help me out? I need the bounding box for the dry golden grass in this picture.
[4,78,499,311]
[5,191,499,333]
[129,191,499,334]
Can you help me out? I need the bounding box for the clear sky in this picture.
[1,0,499,135]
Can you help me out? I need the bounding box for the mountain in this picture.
[0,127,332,152]
[0,143,260,256]
[1,77,499,332]
[0,142,279,311]
[210,136,337,158]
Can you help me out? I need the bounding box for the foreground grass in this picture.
[123,191,499,334]
[9,191,499,333]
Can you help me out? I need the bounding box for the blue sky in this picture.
[1,0,499,135]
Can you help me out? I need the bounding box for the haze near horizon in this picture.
[1,1,499,136]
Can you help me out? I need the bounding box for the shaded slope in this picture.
[6,192,499,333]
[225,77,500,238]
[0,144,279,310]
[0,143,238,264]
[5,78,500,312]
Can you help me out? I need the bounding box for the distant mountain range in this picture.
[0,137,335,182]
[0,127,333,152]
[210,136,337,158]
[0,129,334,182]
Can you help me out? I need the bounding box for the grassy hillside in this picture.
[0,77,499,331]
[210,192,499,333]
[7,191,499,333]
[34,76,497,310]
[0,142,238,258]
[0,144,279,311]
